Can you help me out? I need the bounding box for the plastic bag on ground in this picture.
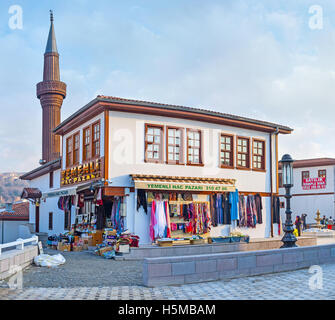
[34,254,66,267]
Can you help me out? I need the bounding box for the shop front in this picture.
[132,174,264,246]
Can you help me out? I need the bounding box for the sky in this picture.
[1,0,335,172]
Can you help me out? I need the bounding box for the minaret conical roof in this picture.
[45,10,58,53]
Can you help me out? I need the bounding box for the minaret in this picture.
[37,10,66,164]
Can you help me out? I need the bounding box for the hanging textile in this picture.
[229,189,239,221]
[137,189,148,214]
[246,195,256,228]
[254,194,263,224]
[223,193,231,225]
[164,201,171,238]
[96,188,103,206]
[238,195,247,227]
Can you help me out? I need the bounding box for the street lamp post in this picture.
[280,154,297,248]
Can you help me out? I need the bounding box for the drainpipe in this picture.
[270,127,280,237]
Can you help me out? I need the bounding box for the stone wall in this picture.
[0,245,38,281]
[119,237,316,260]
[143,243,335,287]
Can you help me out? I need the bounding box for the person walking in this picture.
[295,216,302,237]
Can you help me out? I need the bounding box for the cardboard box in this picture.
[72,246,83,252]
[118,244,130,253]
[57,242,71,252]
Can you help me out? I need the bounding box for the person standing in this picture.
[295,216,302,236]
[301,213,307,230]
[328,216,334,230]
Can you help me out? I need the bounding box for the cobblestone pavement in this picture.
[20,248,143,288]
[0,262,334,300]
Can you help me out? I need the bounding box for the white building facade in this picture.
[21,96,292,244]
[279,158,335,225]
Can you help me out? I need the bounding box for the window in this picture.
[64,210,71,230]
[66,136,73,167]
[145,124,164,163]
[220,134,234,168]
[66,131,80,167]
[73,133,80,165]
[253,139,265,170]
[49,212,53,230]
[187,129,202,165]
[236,137,250,169]
[92,121,100,158]
[302,171,310,186]
[280,202,285,209]
[166,127,183,164]
[318,169,326,179]
[278,172,283,188]
[83,127,91,161]
[49,171,54,189]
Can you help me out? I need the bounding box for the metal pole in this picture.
[281,186,297,248]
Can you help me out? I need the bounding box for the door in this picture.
[35,205,40,233]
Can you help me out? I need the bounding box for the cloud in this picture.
[1,0,335,172]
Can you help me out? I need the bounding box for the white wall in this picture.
[106,111,280,243]
[28,169,76,235]
[0,220,28,244]
[279,165,335,224]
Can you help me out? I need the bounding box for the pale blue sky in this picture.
[1,0,335,172]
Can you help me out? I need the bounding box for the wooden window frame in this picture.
[186,128,203,166]
[91,120,101,160]
[219,133,234,169]
[166,126,184,165]
[66,136,73,168]
[48,212,53,230]
[66,131,80,168]
[49,171,54,189]
[318,169,327,183]
[83,125,91,162]
[144,123,164,163]
[252,138,266,172]
[236,136,251,170]
[73,132,80,165]
[301,171,310,186]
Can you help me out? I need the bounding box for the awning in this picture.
[41,186,77,199]
[131,174,236,192]
[21,188,42,200]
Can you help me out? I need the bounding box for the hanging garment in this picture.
[96,188,103,206]
[238,195,247,227]
[155,200,167,238]
[78,194,84,208]
[164,201,171,238]
[223,193,231,225]
[254,194,263,224]
[150,200,157,242]
[229,190,239,221]
[137,189,148,214]
[246,195,255,228]
[215,194,223,225]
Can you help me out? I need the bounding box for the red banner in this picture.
[302,177,326,190]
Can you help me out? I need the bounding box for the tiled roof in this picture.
[279,158,335,169]
[21,188,42,199]
[54,95,293,134]
[0,201,29,221]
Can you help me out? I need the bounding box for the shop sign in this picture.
[302,177,326,190]
[134,182,235,192]
[61,158,103,186]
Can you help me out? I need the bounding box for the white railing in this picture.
[0,235,39,256]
